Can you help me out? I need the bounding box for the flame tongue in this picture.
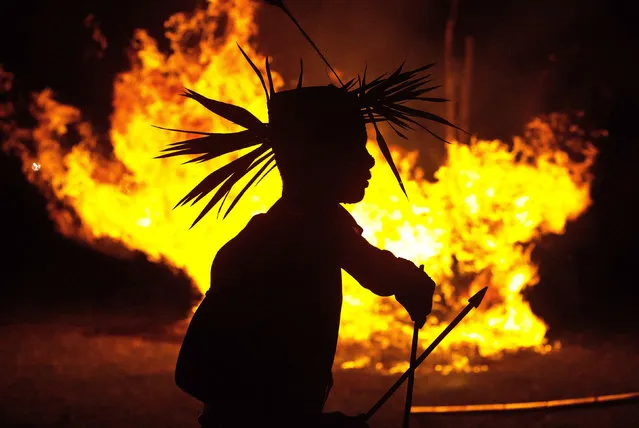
[3,0,598,373]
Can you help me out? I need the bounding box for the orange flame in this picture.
[3,0,598,373]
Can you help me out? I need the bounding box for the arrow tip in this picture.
[468,287,488,308]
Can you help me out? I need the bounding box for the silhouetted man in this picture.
[169,85,437,427]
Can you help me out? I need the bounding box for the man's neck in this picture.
[279,188,338,212]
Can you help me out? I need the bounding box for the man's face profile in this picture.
[269,86,375,204]
[314,121,374,204]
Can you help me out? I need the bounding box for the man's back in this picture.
[176,201,351,423]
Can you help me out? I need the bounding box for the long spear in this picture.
[263,0,344,86]
[364,286,488,421]
[402,264,426,428]
[402,323,419,428]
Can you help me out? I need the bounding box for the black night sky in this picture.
[1,0,638,334]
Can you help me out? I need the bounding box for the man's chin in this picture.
[339,188,366,204]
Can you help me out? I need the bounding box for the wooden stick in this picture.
[365,287,487,420]
[402,263,426,428]
[444,0,459,142]
[402,325,419,428]
[459,36,474,143]
[411,392,639,414]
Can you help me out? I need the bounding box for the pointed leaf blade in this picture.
[237,43,269,102]
[182,88,264,130]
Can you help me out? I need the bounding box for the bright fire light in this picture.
[2,0,598,373]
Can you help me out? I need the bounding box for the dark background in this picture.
[1,0,638,335]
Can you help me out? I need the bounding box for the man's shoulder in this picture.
[216,203,363,264]
[223,212,272,252]
[208,213,276,290]
[216,210,297,260]
[334,205,364,236]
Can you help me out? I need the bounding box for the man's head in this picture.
[268,86,374,204]
[158,55,452,226]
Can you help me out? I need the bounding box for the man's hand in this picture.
[394,259,436,329]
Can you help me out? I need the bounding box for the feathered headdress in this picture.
[156,0,460,228]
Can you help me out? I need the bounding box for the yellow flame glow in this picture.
[2,0,598,373]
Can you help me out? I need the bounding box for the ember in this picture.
[2,0,598,373]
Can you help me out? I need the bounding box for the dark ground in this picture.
[2,0,638,333]
[0,308,637,428]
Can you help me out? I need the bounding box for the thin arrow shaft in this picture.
[402,324,419,428]
[402,264,425,428]
[365,303,475,420]
[275,2,344,86]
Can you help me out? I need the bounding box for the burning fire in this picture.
[2,0,598,373]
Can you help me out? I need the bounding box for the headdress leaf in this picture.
[155,1,463,226]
